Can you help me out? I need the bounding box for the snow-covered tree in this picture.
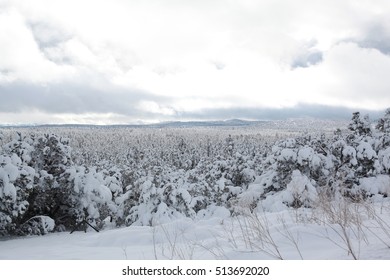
[0,153,35,235]
[376,108,390,134]
[347,112,372,139]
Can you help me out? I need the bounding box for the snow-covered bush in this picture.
[257,170,318,211]
[1,132,119,234]
[65,166,118,227]
[379,147,390,174]
[282,170,318,208]
[355,141,379,177]
[0,135,36,235]
[19,216,55,235]
[245,135,331,210]
[357,175,390,199]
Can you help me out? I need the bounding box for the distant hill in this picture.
[0,118,347,132]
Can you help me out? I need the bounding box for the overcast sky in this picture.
[1,0,390,124]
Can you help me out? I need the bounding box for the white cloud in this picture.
[0,9,75,83]
[285,42,390,110]
[137,101,176,116]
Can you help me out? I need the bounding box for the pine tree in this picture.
[376,108,390,133]
[347,112,372,144]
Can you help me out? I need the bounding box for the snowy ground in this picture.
[1,201,390,260]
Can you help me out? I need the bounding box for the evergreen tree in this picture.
[347,112,372,144]
[376,108,390,133]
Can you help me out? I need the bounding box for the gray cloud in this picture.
[28,21,71,50]
[27,21,75,66]
[177,104,384,121]
[291,39,323,69]
[0,82,171,118]
[212,61,226,70]
[291,51,323,69]
[0,80,386,124]
[353,21,390,55]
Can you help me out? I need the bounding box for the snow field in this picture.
[1,199,389,260]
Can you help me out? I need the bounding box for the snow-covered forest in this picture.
[1,111,390,259]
